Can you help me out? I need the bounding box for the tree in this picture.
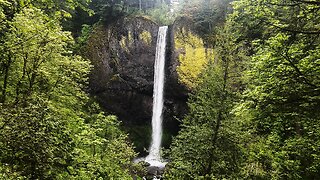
[0,7,88,178]
[177,0,233,43]
[0,7,138,179]
[231,0,320,178]
[89,0,137,24]
[165,24,245,179]
[0,0,90,18]
[144,2,174,25]
[175,29,208,89]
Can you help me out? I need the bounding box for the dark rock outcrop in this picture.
[146,166,165,179]
[86,17,158,124]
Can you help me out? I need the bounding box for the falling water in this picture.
[145,26,168,167]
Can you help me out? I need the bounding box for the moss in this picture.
[120,36,126,48]
[120,29,134,52]
[175,27,211,89]
[128,31,133,44]
[140,30,152,45]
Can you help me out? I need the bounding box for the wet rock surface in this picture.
[86,17,159,125]
[84,17,189,153]
[146,166,165,179]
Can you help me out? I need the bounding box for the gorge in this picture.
[85,17,202,155]
[1,0,319,179]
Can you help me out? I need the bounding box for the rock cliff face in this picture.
[85,17,189,153]
[86,17,158,124]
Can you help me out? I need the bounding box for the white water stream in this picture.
[145,26,168,168]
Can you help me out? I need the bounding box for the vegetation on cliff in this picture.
[175,26,209,89]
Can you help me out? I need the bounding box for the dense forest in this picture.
[0,0,319,179]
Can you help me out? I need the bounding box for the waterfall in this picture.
[145,26,168,167]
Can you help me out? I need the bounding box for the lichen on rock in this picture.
[140,30,152,45]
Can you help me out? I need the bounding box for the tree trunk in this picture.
[1,54,12,103]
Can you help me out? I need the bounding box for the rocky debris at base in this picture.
[146,165,165,180]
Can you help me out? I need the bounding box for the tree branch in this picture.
[274,46,319,89]
[265,20,320,35]
[292,0,320,6]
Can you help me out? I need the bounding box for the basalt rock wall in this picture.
[86,17,159,127]
[85,16,201,153]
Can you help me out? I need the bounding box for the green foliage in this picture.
[1,0,319,179]
[144,3,174,25]
[177,0,233,42]
[165,66,241,179]
[58,113,136,179]
[0,0,6,21]
[235,33,320,178]
[90,0,138,24]
[165,23,245,179]
[0,5,139,179]
[74,24,93,51]
[175,27,209,89]
[126,125,152,155]
[0,99,74,179]
[0,0,90,20]
[0,8,84,103]
[231,0,320,179]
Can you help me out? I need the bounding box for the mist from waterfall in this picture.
[145,26,168,167]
